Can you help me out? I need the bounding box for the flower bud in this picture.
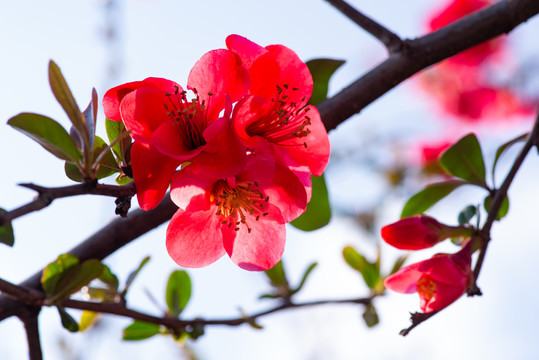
[381,215,472,251]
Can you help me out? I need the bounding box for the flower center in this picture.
[164,86,211,150]
[246,84,311,147]
[210,179,269,233]
[417,275,437,301]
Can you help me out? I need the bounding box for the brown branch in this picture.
[61,296,372,329]
[18,306,42,360]
[319,0,539,132]
[324,0,402,52]
[0,182,136,225]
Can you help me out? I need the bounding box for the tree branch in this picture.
[0,182,136,225]
[324,0,402,52]
[319,0,539,132]
[18,306,42,360]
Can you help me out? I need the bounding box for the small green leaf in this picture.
[64,162,85,182]
[8,113,81,162]
[92,135,121,179]
[290,174,331,231]
[48,260,105,303]
[186,323,205,339]
[79,310,99,332]
[306,58,345,105]
[98,265,119,290]
[291,262,317,295]
[115,174,134,185]
[342,246,379,289]
[123,320,160,341]
[362,304,379,328]
[122,256,150,297]
[458,205,477,225]
[401,180,467,218]
[484,195,509,221]
[42,254,79,297]
[492,132,528,186]
[439,133,487,187]
[0,209,15,247]
[106,118,131,163]
[264,260,288,287]
[81,90,97,151]
[48,61,88,145]
[388,255,408,276]
[57,306,79,332]
[166,270,191,317]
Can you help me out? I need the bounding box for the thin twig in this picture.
[18,307,42,360]
[325,0,402,52]
[0,182,135,225]
[62,296,373,329]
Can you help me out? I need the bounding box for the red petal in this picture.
[384,264,422,294]
[131,142,180,210]
[222,219,286,271]
[166,208,226,268]
[152,120,203,161]
[120,87,171,143]
[170,165,214,211]
[188,49,250,121]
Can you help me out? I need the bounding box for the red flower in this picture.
[226,35,330,177]
[381,215,472,251]
[427,0,503,66]
[384,246,473,312]
[166,155,308,271]
[103,50,251,210]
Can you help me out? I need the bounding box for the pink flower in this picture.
[381,215,472,251]
[384,246,473,312]
[226,35,330,177]
[103,50,251,210]
[427,0,503,66]
[166,155,308,271]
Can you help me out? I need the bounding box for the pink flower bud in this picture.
[384,246,473,313]
[381,215,470,251]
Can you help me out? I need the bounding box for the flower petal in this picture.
[131,141,180,210]
[152,120,203,161]
[170,165,214,211]
[222,218,286,271]
[166,208,226,268]
[188,49,250,121]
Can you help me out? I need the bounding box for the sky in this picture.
[0,0,538,359]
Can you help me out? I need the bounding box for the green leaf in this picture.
[484,195,509,221]
[92,135,121,179]
[79,310,99,332]
[306,58,345,105]
[342,246,379,289]
[42,254,79,297]
[458,205,477,225]
[98,265,119,290]
[290,174,331,231]
[106,118,131,163]
[48,260,105,304]
[492,132,528,186]
[264,260,288,287]
[81,89,98,151]
[8,113,80,162]
[166,270,191,317]
[57,306,79,332]
[401,180,467,218]
[291,262,317,295]
[123,320,160,341]
[388,255,408,276]
[0,209,15,247]
[115,174,134,185]
[439,133,487,187]
[64,162,85,182]
[48,61,88,145]
[362,304,379,328]
[122,256,150,297]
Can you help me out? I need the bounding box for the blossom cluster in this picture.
[103,35,330,271]
[382,215,475,313]
[421,0,533,122]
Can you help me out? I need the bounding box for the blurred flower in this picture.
[384,245,473,312]
[166,155,308,271]
[381,215,473,250]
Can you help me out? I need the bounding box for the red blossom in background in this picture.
[385,245,473,312]
[420,0,533,122]
[166,156,307,271]
[381,215,472,251]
